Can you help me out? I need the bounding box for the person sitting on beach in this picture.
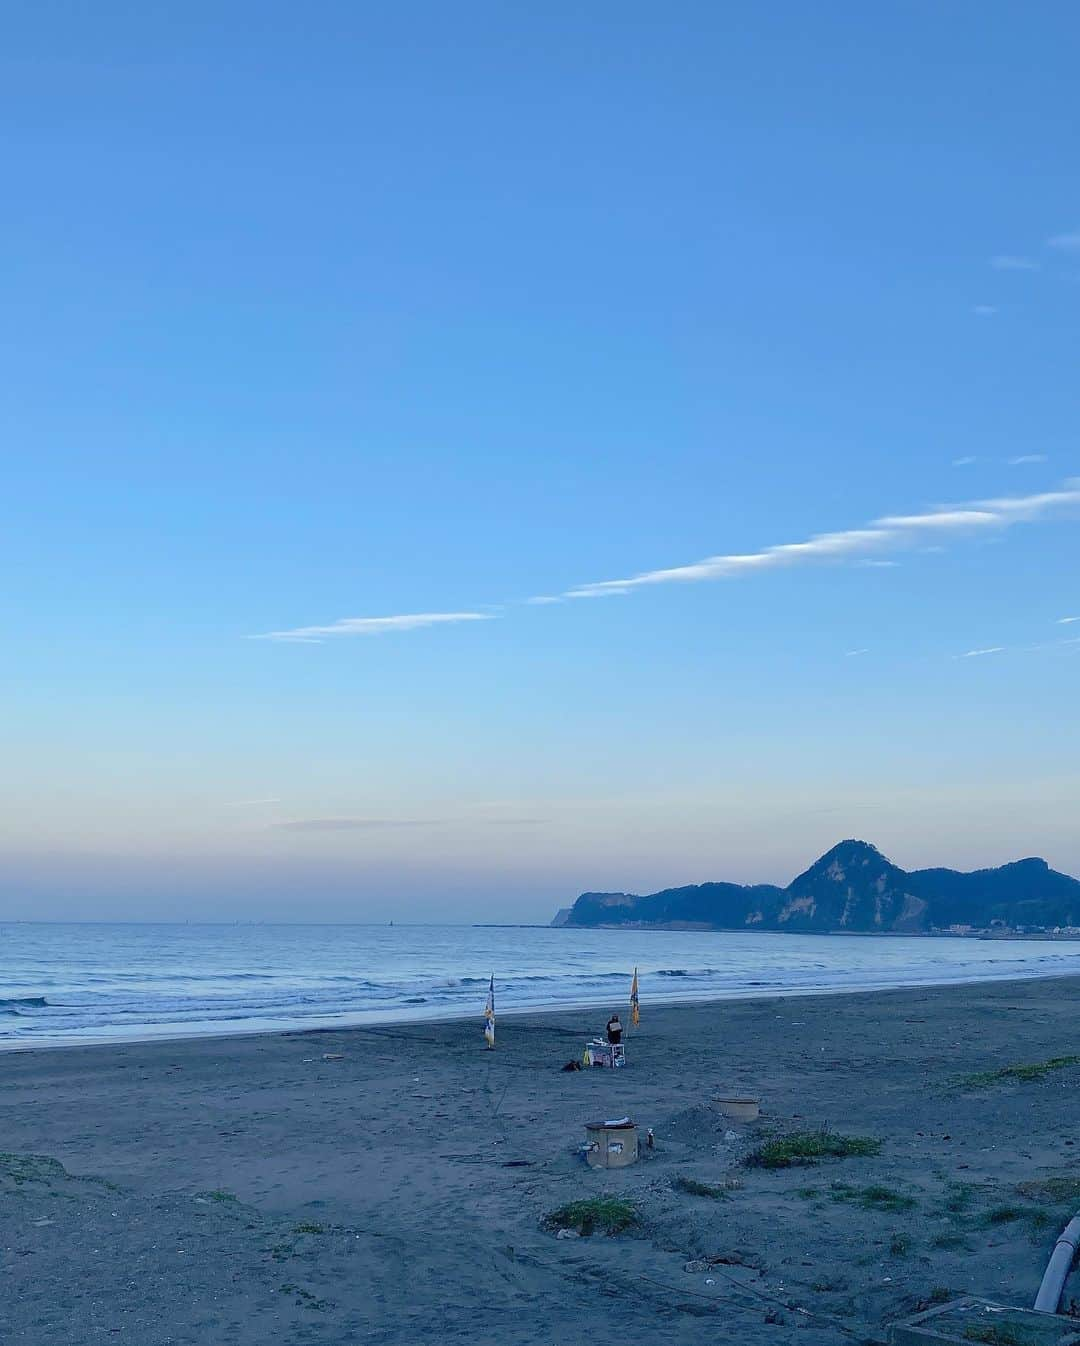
[606,1014,623,1045]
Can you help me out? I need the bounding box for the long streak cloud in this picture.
[253,612,492,643]
[253,482,1079,641]
[563,482,1080,599]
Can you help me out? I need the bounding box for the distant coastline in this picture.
[557,839,1080,937]
[539,923,1080,941]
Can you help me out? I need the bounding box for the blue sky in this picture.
[2,3,1078,920]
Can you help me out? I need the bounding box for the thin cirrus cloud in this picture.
[972,305,997,317]
[1009,454,1048,465]
[956,635,1080,660]
[991,255,1039,271]
[255,483,1079,638]
[1059,616,1080,625]
[952,456,977,466]
[269,816,544,832]
[252,612,493,643]
[270,818,441,832]
[1047,230,1080,251]
[563,482,1080,600]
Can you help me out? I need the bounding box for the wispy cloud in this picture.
[1047,230,1080,251]
[270,818,440,832]
[525,595,562,605]
[858,559,899,568]
[845,648,869,657]
[1008,454,1048,465]
[952,456,977,467]
[972,305,998,318]
[956,636,1080,660]
[252,612,493,643]
[1059,616,1080,625]
[991,255,1039,271]
[563,482,1080,600]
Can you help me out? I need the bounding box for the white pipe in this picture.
[1034,1214,1080,1313]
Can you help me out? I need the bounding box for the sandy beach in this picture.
[4,975,1080,1344]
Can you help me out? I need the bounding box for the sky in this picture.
[2,3,1078,922]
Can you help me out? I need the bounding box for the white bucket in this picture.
[713,1096,760,1122]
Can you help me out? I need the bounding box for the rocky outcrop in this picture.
[560,840,1080,933]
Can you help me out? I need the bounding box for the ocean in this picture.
[4,921,1080,1049]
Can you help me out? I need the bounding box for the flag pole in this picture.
[484,972,496,1049]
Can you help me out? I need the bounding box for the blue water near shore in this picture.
[4,921,1080,1048]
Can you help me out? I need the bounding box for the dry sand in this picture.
[4,975,1080,1344]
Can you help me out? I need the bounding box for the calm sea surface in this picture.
[4,922,1080,1049]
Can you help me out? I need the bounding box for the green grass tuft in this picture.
[0,1153,68,1186]
[1016,1177,1080,1203]
[279,1284,329,1312]
[545,1196,638,1237]
[963,1324,1043,1346]
[673,1176,729,1199]
[944,1183,977,1214]
[959,1056,1080,1089]
[983,1205,1027,1225]
[744,1130,881,1169]
[827,1181,915,1213]
[293,1222,326,1235]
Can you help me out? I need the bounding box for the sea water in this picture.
[4,921,1080,1049]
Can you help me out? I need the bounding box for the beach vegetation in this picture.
[983,1205,1027,1225]
[545,1196,638,1237]
[828,1182,915,1214]
[889,1234,911,1256]
[0,1153,68,1187]
[293,1221,326,1235]
[1016,1177,1080,1203]
[743,1129,881,1169]
[673,1176,729,1199]
[962,1324,1042,1346]
[279,1284,329,1312]
[958,1056,1080,1089]
[0,1151,119,1193]
[944,1183,977,1213]
[205,1189,238,1203]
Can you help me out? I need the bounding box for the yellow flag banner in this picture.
[630,967,640,1028]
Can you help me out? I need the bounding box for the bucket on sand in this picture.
[584,1119,639,1169]
[713,1096,760,1122]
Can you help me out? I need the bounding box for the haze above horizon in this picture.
[2,4,1078,923]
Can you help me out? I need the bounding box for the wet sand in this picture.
[4,975,1080,1344]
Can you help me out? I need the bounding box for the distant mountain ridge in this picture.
[560,840,1080,934]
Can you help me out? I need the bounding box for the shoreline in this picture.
[7,957,1080,1055]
